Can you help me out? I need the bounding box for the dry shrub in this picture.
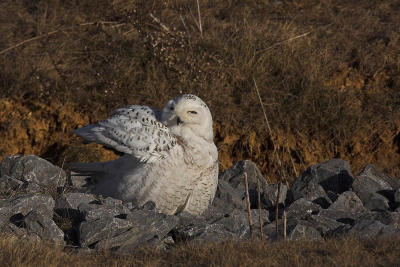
[0,0,399,182]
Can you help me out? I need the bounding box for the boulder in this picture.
[263,218,321,241]
[0,175,23,194]
[219,160,267,207]
[23,210,65,244]
[213,180,246,212]
[285,198,320,219]
[0,194,55,228]
[261,183,287,210]
[328,191,366,213]
[357,165,400,190]
[0,155,66,192]
[78,197,131,221]
[288,159,354,207]
[55,193,97,211]
[79,209,179,251]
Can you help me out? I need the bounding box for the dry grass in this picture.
[1,235,400,266]
[0,1,399,179]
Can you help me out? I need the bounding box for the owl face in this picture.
[161,94,213,142]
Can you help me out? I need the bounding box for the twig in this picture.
[260,31,311,53]
[257,178,263,240]
[149,13,170,33]
[283,210,287,241]
[244,173,254,239]
[0,29,61,56]
[275,181,282,240]
[196,0,203,38]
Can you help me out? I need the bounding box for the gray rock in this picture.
[55,193,97,210]
[78,197,131,221]
[213,180,246,212]
[0,175,23,193]
[219,160,267,207]
[263,218,321,241]
[317,209,363,224]
[348,219,399,238]
[288,159,354,207]
[0,194,55,227]
[328,191,366,213]
[0,155,66,192]
[304,214,345,237]
[23,210,65,244]
[286,198,320,219]
[288,179,332,208]
[80,209,179,251]
[79,217,134,247]
[394,189,400,204]
[261,183,287,210]
[358,165,400,190]
[360,192,390,211]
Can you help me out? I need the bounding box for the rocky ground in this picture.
[0,155,399,254]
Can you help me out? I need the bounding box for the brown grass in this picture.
[0,0,399,183]
[1,235,400,266]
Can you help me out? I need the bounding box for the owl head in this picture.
[161,94,214,142]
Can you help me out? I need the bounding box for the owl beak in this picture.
[177,116,183,125]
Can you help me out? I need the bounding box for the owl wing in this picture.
[73,105,178,163]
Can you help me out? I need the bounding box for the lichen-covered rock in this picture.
[0,155,66,192]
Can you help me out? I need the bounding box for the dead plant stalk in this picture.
[244,173,254,239]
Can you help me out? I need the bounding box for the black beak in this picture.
[177,117,183,125]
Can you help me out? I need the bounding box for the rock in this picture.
[0,194,55,227]
[317,209,363,224]
[263,218,321,241]
[395,189,400,202]
[328,191,366,213]
[288,179,331,208]
[304,214,345,237]
[79,209,179,251]
[78,197,131,221]
[358,165,400,190]
[55,193,97,210]
[0,175,23,193]
[347,218,399,238]
[286,198,320,219]
[0,155,66,192]
[23,210,65,244]
[360,192,390,211]
[288,159,354,206]
[213,180,246,212]
[261,183,287,210]
[219,160,267,207]
[0,223,39,241]
[79,217,134,247]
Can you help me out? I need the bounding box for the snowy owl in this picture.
[70,94,218,215]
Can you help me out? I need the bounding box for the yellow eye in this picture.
[188,111,197,115]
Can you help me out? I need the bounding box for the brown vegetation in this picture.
[1,235,400,266]
[0,0,399,183]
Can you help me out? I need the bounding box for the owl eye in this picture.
[170,106,174,111]
[188,111,197,115]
